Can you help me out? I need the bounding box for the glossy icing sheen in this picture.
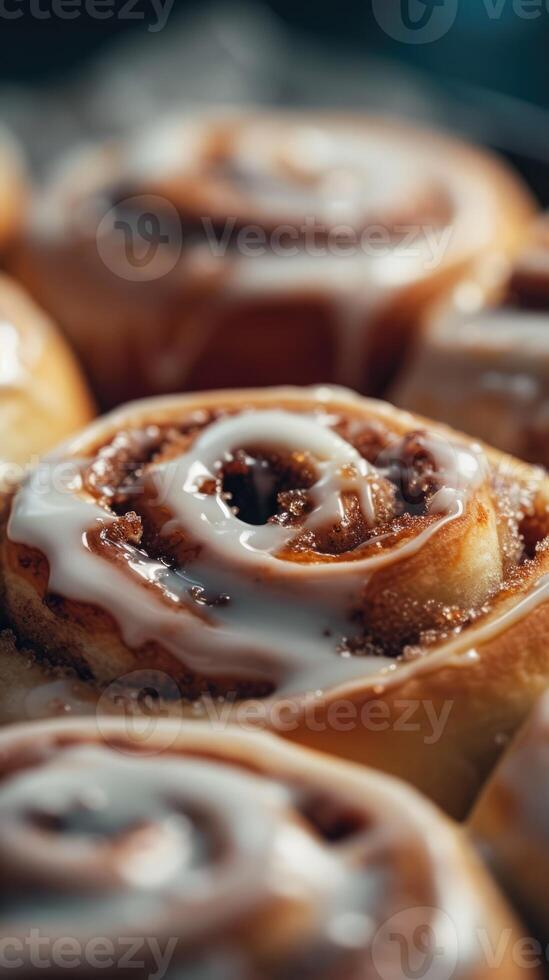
[0,720,485,978]
[33,115,507,392]
[9,385,511,695]
[9,383,548,700]
[124,115,492,250]
[189,119,495,396]
[1,744,344,926]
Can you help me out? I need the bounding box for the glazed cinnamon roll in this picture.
[393,215,549,467]
[11,112,534,407]
[470,690,549,935]
[0,717,538,979]
[1,386,549,817]
[0,274,94,490]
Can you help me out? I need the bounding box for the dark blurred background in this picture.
[1,0,548,200]
[0,0,545,98]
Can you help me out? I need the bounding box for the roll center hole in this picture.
[219,447,316,526]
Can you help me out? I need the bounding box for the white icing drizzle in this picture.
[129,118,436,229]
[420,431,487,516]
[157,410,378,556]
[232,124,421,225]
[34,115,503,393]
[0,719,489,978]
[8,403,498,695]
[0,742,353,940]
[204,120,457,390]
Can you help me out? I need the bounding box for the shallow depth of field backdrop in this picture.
[0,0,548,202]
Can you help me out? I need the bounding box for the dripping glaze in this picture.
[10,386,533,696]
[150,118,466,391]
[33,114,504,393]
[0,718,486,980]
[125,116,504,391]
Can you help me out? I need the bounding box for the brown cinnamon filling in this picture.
[77,407,549,674]
[376,432,442,512]
[83,410,549,563]
[216,448,317,527]
[84,416,452,563]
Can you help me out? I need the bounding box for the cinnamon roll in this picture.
[393,215,549,467]
[0,274,94,491]
[470,690,549,935]
[0,717,538,979]
[1,386,549,817]
[11,112,534,408]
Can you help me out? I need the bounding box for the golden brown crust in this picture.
[0,717,539,980]
[393,214,549,467]
[10,112,535,408]
[0,274,95,481]
[469,691,549,933]
[1,387,548,820]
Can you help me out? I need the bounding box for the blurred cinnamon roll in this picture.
[470,690,549,935]
[11,112,534,408]
[1,386,549,817]
[393,215,549,467]
[0,717,538,979]
[0,274,94,491]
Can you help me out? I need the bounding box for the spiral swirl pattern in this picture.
[0,719,533,979]
[3,386,549,701]
[12,114,533,405]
